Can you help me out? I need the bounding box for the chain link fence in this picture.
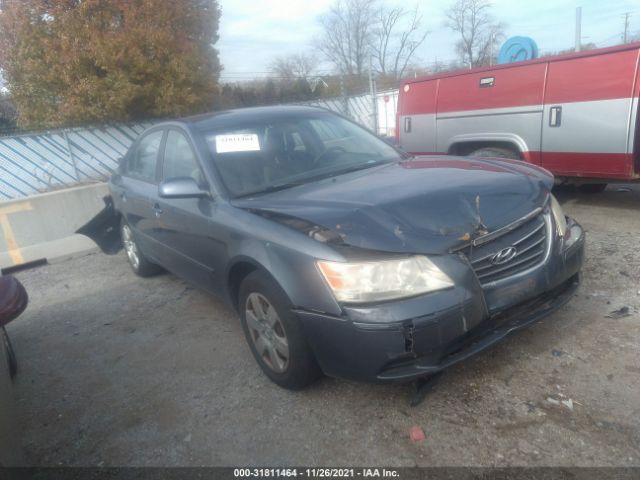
[0,91,398,200]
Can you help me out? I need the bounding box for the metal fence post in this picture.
[340,75,350,117]
[368,56,378,134]
[63,130,80,181]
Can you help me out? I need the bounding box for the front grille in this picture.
[462,212,549,284]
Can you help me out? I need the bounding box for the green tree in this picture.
[0,94,17,133]
[0,0,221,129]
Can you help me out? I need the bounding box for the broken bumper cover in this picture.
[294,219,585,383]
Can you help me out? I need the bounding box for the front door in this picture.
[155,129,222,293]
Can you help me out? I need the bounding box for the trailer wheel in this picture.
[578,183,607,194]
[468,147,521,160]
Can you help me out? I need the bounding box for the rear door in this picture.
[398,79,438,154]
[118,128,165,261]
[542,48,640,178]
[436,63,546,163]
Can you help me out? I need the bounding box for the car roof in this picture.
[177,105,333,132]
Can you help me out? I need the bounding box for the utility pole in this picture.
[575,7,582,52]
[623,12,631,44]
[368,55,378,135]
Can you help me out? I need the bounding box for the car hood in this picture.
[232,156,553,254]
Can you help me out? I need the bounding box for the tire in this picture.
[468,147,521,160]
[2,328,17,379]
[120,219,162,277]
[578,183,607,194]
[238,270,321,390]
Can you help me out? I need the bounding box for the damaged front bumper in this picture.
[294,217,585,383]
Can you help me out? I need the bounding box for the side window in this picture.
[286,131,307,153]
[162,130,203,185]
[309,119,350,142]
[128,130,164,183]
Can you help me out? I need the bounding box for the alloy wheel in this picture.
[245,292,290,373]
[122,224,140,270]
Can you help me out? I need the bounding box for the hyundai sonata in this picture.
[79,106,585,389]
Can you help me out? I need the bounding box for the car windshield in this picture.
[203,113,403,197]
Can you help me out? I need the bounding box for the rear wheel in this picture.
[578,183,607,194]
[468,147,521,160]
[239,270,321,390]
[120,220,161,277]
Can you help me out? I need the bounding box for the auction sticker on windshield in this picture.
[215,133,260,153]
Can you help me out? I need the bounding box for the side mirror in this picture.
[159,177,210,199]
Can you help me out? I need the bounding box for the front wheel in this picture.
[239,271,321,390]
[120,220,162,277]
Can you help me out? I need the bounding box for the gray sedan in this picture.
[80,106,585,389]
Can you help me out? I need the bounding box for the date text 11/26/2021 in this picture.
[233,468,400,478]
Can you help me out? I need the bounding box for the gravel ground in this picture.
[6,184,640,467]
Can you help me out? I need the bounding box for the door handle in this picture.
[153,203,163,217]
[549,106,562,127]
[404,117,412,133]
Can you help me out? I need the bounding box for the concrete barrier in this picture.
[0,183,109,270]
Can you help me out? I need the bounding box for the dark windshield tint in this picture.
[203,113,402,197]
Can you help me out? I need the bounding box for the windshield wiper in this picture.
[235,182,304,198]
[273,160,392,186]
[325,160,392,177]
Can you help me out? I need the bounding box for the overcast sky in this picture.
[217,0,640,81]
[1,0,637,91]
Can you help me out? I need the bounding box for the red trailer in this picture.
[397,42,640,191]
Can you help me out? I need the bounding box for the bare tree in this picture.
[372,5,428,79]
[445,0,505,67]
[269,53,317,81]
[316,1,428,80]
[315,0,377,77]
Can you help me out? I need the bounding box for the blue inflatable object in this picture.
[497,36,539,64]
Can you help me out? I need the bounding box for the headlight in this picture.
[550,194,568,237]
[317,256,454,303]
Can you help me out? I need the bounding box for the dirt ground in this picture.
[7,184,640,467]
